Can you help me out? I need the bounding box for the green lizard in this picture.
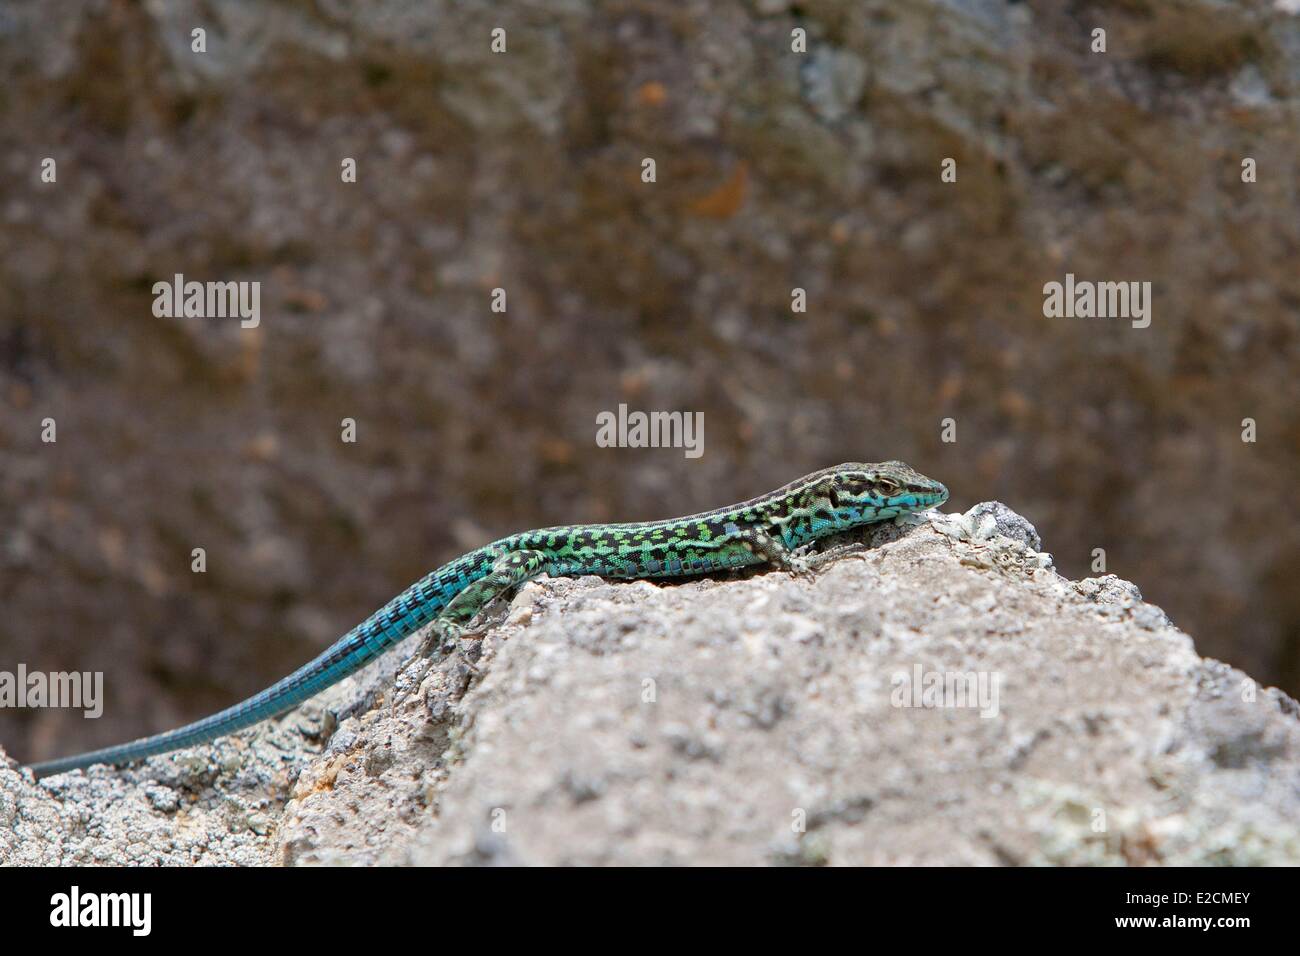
[29,461,947,778]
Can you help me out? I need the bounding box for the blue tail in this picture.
[27,552,492,778]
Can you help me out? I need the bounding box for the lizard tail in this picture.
[26,629,379,780]
[27,625,382,779]
[27,550,493,779]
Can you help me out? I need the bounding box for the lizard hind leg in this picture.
[416,548,549,665]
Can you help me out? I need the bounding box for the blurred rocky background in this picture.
[1,0,1297,763]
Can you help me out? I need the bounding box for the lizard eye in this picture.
[874,478,900,497]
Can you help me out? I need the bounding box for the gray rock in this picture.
[6,505,1297,865]
[963,501,1043,551]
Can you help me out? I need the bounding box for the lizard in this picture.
[27,461,947,778]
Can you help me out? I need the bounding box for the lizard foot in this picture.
[795,542,866,572]
[397,620,479,703]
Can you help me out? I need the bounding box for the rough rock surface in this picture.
[4,505,1297,866]
[3,0,1300,766]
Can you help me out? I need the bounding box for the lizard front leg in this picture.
[731,527,815,575]
[735,525,860,576]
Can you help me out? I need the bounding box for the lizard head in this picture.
[829,461,949,518]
